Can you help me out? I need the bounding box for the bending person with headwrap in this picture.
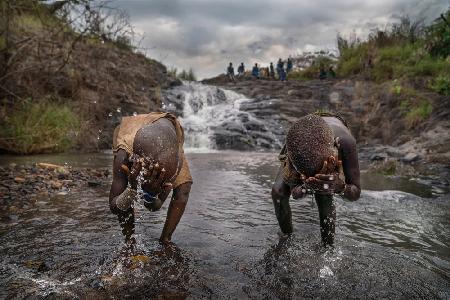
[109,112,193,247]
[272,113,360,246]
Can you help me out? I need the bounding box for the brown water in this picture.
[0,152,449,299]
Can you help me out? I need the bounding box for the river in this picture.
[0,82,449,298]
[0,151,449,299]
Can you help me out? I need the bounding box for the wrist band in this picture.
[143,190,159,204]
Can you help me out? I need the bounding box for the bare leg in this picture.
[271,166,293,234]
[314,194,335,246]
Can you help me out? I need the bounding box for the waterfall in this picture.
[163,82,283,152]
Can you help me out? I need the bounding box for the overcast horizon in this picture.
[113,0,449,79]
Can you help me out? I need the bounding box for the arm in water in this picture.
[160,182,192,244]
[339,136,361,201]
[109,149,135,244]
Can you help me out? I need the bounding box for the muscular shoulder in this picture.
[337,134,356,154]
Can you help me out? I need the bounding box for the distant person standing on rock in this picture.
[270,62,275,79]
[109,112,193,247]
[328,66,336,78]
[237,62,245,77]
[276,58,283,79]
[280,67,287,82]
[319,66,327,80]
[271,113,361,246]
[287,58,293,74]
[227,62,236,82]
[252,63,260,79]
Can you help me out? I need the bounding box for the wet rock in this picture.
[130,254,151,266]
[25,260,50,272]
[402,153,421,163]
[14,177,26,183]
[370,153,388,161]
[213,130,255,150]
[37,162,64,170]
[88,180,101,187]
[9,206,20,213]
[50,180,63,189]
[57,173,68,180]
[9,214,18,222]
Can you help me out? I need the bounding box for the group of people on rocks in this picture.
[227,58,337,82]
[226,57,294,82]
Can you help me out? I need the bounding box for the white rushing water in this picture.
[163,81,282,152]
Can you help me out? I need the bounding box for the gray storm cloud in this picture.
[113,0,449,79]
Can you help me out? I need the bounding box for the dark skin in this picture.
[109,118,191,246]
[271,116,361,246]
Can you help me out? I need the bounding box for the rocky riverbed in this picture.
[0,163,110,219]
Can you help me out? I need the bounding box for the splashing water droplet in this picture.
[108,112,113,117]
[133,112,138,116]
[116,107,122,113]
[319,266,334,278]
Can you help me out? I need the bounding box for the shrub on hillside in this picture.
[0,99,80,154]
[391,83,433,129]
[425,9,450,58]
[178,68,197,81]
[429,74,450,95]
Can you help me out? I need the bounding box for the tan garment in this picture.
[112,112,192,188]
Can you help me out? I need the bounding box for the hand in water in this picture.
[122,154,143,190]
[306,156,345,195]
[292,174,308,199]
[141,157,173,196]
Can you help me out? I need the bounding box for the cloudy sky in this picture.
[113,0,448,79]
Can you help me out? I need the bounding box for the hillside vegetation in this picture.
[287,10,449,133]
[0,0,179,154]
[337,11,449,92]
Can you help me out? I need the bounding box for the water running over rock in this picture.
[163,82,284,151]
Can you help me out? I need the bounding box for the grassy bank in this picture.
[335,11,449,128]
[290,9,449,93]
[336,11,449,93]
[0,0,178,154]
[0,99,80,154]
